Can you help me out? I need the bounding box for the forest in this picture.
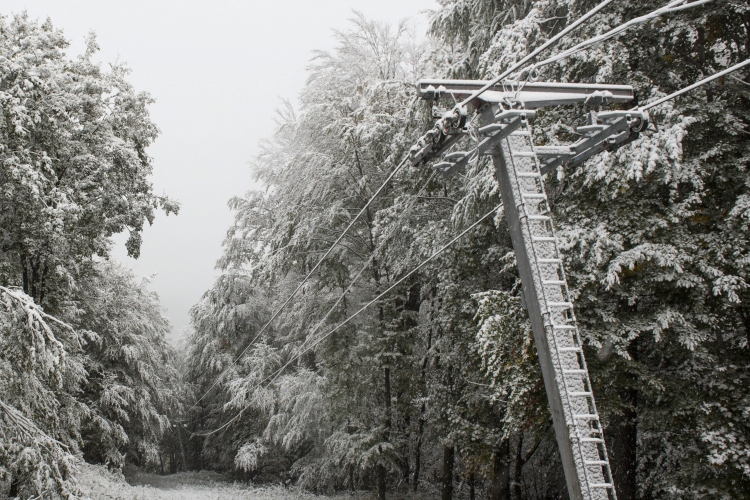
[0,0,749,499]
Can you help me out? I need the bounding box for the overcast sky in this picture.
[3,0,437,340]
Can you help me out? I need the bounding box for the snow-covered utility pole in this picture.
[413,79,650,500]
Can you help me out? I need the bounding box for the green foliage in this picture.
[0,12,178,310]
[74,261,180,469]
[0,12,182,499]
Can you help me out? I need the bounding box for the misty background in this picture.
[3,0,437,339]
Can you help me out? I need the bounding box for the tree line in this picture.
[0,13,181,498]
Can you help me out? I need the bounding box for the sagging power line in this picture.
[190,152,412,409]
[192,204,500,438]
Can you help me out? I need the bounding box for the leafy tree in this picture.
[187,13,435,495]
[0,286,85,498]
[186,1,749,499]
[0,12,182,498]
[73,261,180,469]
[430,0,750,497]
[0,13,178,311]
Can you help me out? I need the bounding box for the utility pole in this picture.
[412,79,649,500]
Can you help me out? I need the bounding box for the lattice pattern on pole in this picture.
[479,105,616,500]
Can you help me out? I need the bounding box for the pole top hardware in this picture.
[410,80,637,167]
[418,79,635,109]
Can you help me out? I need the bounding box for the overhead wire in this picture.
[279,172,439,366]
[513,0,712,79]
[185,171,438,426]
[457,0,616,107]
[640,58,750,111]
[192,204,501,437]
[189,153,411,410]
[189,0,720,434]
[189,94,429,410]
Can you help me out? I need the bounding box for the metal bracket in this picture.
[419,79,635,109]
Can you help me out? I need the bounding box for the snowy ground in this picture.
[76,464,323,500]
[76,463,435,500]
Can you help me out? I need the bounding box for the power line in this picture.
[457,0,615,107]
[191,204,500,437]
[641,58,750,111]
[279,172,439,367]
[190,153,411,409]
[519,0,711,78]
[184,172,438,427]
[418,0,708,163]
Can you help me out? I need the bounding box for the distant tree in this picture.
[74,261,180,469]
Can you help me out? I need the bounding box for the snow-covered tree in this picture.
[430,0,750,497]
[184,1,749,499]
[0,12,181,498]
[73,261,180,469]
[0,13,178,311]
[0,286,84,498]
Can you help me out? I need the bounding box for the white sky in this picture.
[3,0,437,340]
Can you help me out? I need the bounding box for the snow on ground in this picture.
[76,463,435,500]
[76,463,322,500]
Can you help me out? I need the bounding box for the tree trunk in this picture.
[9,477,18,498]
[607,389,637,500]
[468,472,475,500]
[511,432,523,500]
[606,332,639,500]
[738,303,750,349]
[442,444,454,500]
[413,402,425,492]
[401,452,410,490]
[489,439,510,500]
[21,254,28,296]
[377,464,387,500]
[414,296,433,492]
[377,365,392,500]
[177,426,188,471]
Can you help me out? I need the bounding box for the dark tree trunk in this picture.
[401,453,410,489]
[489,439,510,500]
[607,389,637,500]
[377,365,392,500]
[468,472,475,500]
[9,478,18,498]
[20,254,47,307]
[377,464,387,500]
[442,444,455,500]
[177,426,188,471]
[738,303,750,349]
[21,255,29,296]
[413,402,425,492]
[414,297,433,492]
[511,432,523,500]
[606,332,640,500]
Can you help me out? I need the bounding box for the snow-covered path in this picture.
[77,464,324,500]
